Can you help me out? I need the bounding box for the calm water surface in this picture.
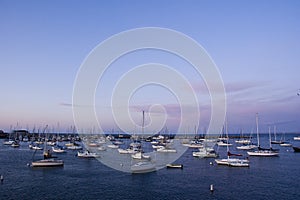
[1,134,300,200]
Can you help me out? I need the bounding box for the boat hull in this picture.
[247,151,279,156]
[131,162,156,173]
[293,146,300,152]
[31,159,64,167]
[166,164,183,169]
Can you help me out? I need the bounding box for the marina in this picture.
[1,132,300,199]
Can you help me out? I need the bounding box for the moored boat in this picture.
[292,146,300,152]
[166,163,183,169]
[236,144,257,150]
[131,161,156,173]
[52,146,66,153]
[3,140,14,145]
[31,159,64,167]
[280,143,292,147]
[247,115,279,157]
[77,150,100,158]
[193,148,218,158]
[294,136,300,141]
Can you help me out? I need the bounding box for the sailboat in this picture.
[280,132,292,147]
[217,125,232,146]
[235,130,251,144]
[215,121,249,167]
[193,147,218,158]
[247,114,279,157]
[193,141,218,158]
[131,111,156,173]
[271,126,283,144]
[236,131,257,150]
[77,150,100,158]
[3,129,14,145]
[31,125,64,167]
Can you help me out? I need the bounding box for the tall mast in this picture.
[226,119,229,159]
[256,113,260,147]
[269,126,272,149]
[142,110,145,136]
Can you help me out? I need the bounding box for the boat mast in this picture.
[226,120,230,159]
[256,113,260,147]
[142,110,145,137]
[274,126,277,141]
[269,126,272,149]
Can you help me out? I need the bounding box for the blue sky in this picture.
[0,0,299,134]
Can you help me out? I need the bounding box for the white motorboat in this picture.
[77,150,100,158]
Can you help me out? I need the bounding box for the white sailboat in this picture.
[215,121,249,167]
[77,150,100,158]
[236,131,257,150]
[131,110,156,173]
[131,161,156,173]
[279,132,292,147]
[271,126,283,144]
[193,147,218,158]
[247,114,279,157]
[31,125,64,167]
[235,130,251,144]
[52,146,66,153]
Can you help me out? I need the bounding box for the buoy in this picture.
[209,162,213,165]
[210,184,214,192]
[0,175,3,183]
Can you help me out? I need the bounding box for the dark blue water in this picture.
[1,134,300,200]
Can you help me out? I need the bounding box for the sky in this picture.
[0,0,300,134]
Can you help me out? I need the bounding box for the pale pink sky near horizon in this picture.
[0,1,299,133]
